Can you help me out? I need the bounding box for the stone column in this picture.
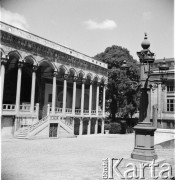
[62,75,68,114]
[79,118,83,135]
[96,83,100,116]
[81,79,86,115]
[162,85,167,112]
[102,84,106,117]
[72,77,77,115]
[1,58,8,110]
[51,71,58,114]
[101,118,105,134]
[157,84,162,119]
[95,119,98,134]
[30,65,38,113]
[47,104,50,116]
[88,81,92,116]
[15,61,24,113]
[36,103,39,119]
[87,118,91,135]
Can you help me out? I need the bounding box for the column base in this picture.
[131,122,157,161]
[131,148,157,161]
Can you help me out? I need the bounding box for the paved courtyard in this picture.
[2,133,175,180]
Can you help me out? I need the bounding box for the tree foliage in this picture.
[94,45,140,121]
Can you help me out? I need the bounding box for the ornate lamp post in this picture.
[122,33,169,161]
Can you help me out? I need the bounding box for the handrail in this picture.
[55,107,63,113]
[65,108,72,114]
[20,104,31,111]
[84,110,89,115]
[3,104,16,110]
[28,115,49,132]
[98,110,102,115]
[91,110,96,115]
[75,109,81,115]
[60,118,73,130]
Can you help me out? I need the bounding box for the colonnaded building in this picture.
[1,22,108,138]
[1,22,175,139]
[150,58,175,131]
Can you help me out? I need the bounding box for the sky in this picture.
[0,0,174,60]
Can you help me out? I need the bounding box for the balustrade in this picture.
[55,107,63,113]
[65,108,72,114]
[75,109,81,115]
[98,110,102,115]
[20,104,31,111]
[60,118,73,129]
[84,109,89,115]
[3,104,16,110]
[91,110,96,115]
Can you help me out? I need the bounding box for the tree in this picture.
[94,45,140,121]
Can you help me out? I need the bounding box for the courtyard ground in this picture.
[2,133,175,180]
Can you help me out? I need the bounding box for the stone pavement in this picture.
[2,133,175,180]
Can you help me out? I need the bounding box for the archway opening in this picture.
[3,54,18,104]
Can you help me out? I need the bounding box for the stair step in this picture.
[15,136,28,139]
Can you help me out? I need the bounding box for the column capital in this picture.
[1,56,8,66]
[32,65,38,72]
[63,74,69,80]
[81,79,86,84]
[73,76,78,82]
[87,80,93,85]
[53,71,58,77]
[101,83,107,87]
[18,61,24,68]
[97,82,101,86]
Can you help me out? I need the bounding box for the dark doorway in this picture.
[49,123,58,137]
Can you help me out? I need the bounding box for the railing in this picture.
[65,108,72,114]
[3,104,16,110]
[91,110,96,115]
[84,110,89,115]
[20,104,31,111]
[55,107,63,113]
[28,115,49,133]
[45,104,105,117]
[60,117,73,130]
[75,109,81,115]
[98,110,103,115]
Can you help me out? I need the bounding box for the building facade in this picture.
[0,22,108,138]
[150,58,175,130]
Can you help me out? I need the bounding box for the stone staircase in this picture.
[15,115,74,139]
[15,127,29,139]
[15,115,49,139]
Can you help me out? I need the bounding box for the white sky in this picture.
[0,0,174,60]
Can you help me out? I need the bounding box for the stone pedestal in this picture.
[131,122,157,161]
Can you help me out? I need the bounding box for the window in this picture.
[167,85,175,92]
[167,99,175,112]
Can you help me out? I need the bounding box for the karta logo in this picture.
[102,158,174,179]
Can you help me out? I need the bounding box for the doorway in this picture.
[49,123,58,137]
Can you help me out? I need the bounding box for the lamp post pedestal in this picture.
[131,122,157,161]
[130,33,158,161]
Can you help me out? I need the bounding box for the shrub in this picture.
[104,124,111,130]
[109,123,121,134]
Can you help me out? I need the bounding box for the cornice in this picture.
[0,21,108,68]
[1,30,108,77]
